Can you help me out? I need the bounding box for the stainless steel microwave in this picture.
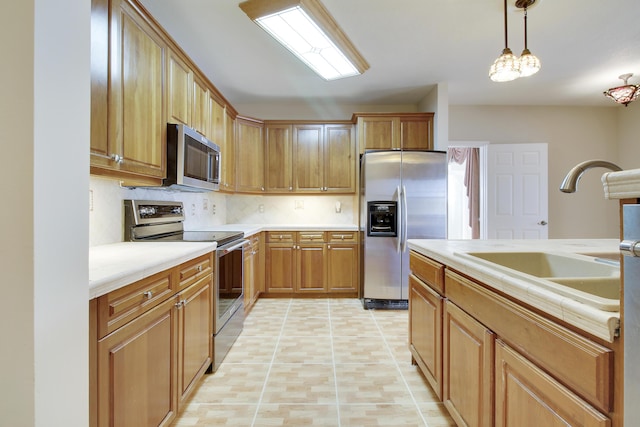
[164,123,220,192]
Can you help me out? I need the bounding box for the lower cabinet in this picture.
[494,340,610,427]
[92,254,213,427]
[408,250,616,427]
[264,230,358,296]
[443,300,494,427]
[244,233,263,314]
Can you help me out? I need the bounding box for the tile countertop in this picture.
[602,168,640,199]
[407,238,621,342]
[89,242,217,299]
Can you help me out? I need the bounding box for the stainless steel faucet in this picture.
[559,160,622,193]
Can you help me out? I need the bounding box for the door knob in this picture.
[538,220,548,226]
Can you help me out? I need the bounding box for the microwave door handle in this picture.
[207,151,214,183]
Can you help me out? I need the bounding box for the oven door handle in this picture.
[219,239,250,254]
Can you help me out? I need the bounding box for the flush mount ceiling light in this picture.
[516,0,541,77]
[239,0,369,81]
[489,0,521,82]
[603,73,640,106]
[489,0,541,82]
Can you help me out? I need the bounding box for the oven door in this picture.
[214,239,249,333]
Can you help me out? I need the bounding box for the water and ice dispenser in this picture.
[367,201,397,236]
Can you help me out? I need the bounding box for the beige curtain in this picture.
[448,148,480,239]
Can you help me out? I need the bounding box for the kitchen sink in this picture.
[460,251,620,311]
[466,252,618,278]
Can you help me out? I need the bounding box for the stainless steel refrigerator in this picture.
[360,150,447,309]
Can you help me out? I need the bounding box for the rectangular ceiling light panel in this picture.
[240,0,369,81]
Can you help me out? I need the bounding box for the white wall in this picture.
[418,83,449,151]
[449,105,626,239]
[0,0,90,426]
[617,102,640,170]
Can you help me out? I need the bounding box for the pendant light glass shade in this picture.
[489,48,521,82]
[603,73,640,106]
[518,48,541,77]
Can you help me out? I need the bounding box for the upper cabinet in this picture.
[167,49,191,127]
[91,0,167,184]
[236,116,265,193]
[354,113,434,153]
[265,122,356,194]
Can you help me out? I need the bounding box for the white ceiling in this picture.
[139,0,640,108]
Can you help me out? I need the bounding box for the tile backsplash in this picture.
[90,176,358,246]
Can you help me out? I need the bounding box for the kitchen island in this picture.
[407,238,621,427]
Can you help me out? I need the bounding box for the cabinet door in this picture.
[409,274,443,399]
[357,116,399,151]
[293,124,324,192]
[222,110,236,191]
[265,124,293,192]
[177,276,212,409]
[236,117,265,192]
[265,243,296,292]
[324,124,355,193]
[109,0,166,178]
[400,115,433,150]
[297,243,327,292]
[97,297,177,427]
[495,340,610,427]
[191,74,209,137]
[326,243,358,292]
[243,241,255,311]
[209,93,225,147]
[167,49,191,126]
[443,300,494,427]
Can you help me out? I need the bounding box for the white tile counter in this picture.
[89,242,216,299]
[407,238,620,342]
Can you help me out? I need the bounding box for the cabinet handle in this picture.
[328,245,331,249]
[143,291,153,299]
[111,154,124,164]
[196,265,202,272]
[261,186,265,191]
[289,186,293,191]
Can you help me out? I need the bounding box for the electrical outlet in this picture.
[259,204,265,213]
[212,204,216,215]
[202,198,208,211]
[295,200,304,210]
[190,203,196,216]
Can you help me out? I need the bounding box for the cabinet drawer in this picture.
[327,231,357,243]
[97,269,174,339]
[177,253,213,291]
[266,231,296,243]
[410,251,444,294]
[299,231,326,242]
[445,269,613,413]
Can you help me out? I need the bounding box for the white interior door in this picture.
[487,143,548,239]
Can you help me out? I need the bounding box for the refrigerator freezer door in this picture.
[362,151,403,301]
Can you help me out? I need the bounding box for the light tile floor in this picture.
[172,298,455,426]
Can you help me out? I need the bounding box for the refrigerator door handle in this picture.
[401,184,408,252]
[395,185,402,253]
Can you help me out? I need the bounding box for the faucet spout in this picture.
[559,160,622,193]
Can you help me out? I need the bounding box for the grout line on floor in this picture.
[328,298,342,427]
[249,298,293,427]
[371,309,429,427]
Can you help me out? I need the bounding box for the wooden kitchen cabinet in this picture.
[167,49,192,126]
[262,122,356,194]
[91,0,167,184]
[409,274,444,399]
[326,231,359,293]
[97,296,178,427]
[191,73,209,137]
[265,124,293,192]
[220,109,236,192]
[92,253,214,427]
[495,339,610,427]
[265,231,358,296]
[244,233,263,314]
[235,116,265,193]
[408,250,617,426]
[354,112,434,153]
[443,300,495,427]
[176,276,212,410]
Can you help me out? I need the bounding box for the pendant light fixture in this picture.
[489,0,520,82]
[603,73,640,106]
[517,0,541,77]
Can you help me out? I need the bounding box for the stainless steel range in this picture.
[124,199,248,371]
